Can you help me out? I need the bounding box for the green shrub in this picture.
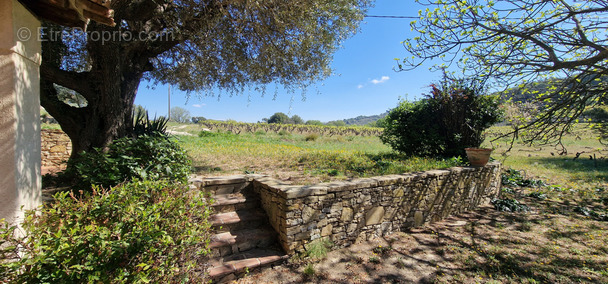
[304,238,333,260]
[303,263,316,276]
[381,77,503,157]
[65,134,191,190]
[1,180,212,283]
[501,168,546,187]
[305,133,320,141]
[491,198,530,212]
[199,130,217,137]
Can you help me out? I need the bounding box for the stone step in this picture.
[189,175,252,195]
[208,248,289,281]
[209,210,269,232]
[209,227,278,257]
[211,192,260,213]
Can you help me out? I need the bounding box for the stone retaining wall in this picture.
[191,162,502,254]
[41,129,71,167]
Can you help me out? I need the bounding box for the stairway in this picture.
[198,176,288,282]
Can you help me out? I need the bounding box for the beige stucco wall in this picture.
[0,0,42,225]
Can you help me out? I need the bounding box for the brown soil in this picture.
[236,198,608,284]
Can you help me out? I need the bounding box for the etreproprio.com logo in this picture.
[17,27,173,45]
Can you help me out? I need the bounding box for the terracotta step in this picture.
[211,193,260,213]
[208,248,289,281]
[209,210,269,232]
[209,227,278,257]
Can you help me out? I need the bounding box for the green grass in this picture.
[177,130,460,183]
[174,122,606,189]
[486,124,607,195]
[41,123,62,130]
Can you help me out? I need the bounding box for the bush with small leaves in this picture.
[1,180,213,283]
[305,133,320,141]
[63,134,191,191]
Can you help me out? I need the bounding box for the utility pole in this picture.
[168,85,171,121]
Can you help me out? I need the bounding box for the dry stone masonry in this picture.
[190,162,502,254]
[41,129,71,167]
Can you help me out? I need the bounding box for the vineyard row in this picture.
[198,121,383,136]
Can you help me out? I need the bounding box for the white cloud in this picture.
[357,84,364,89]
[371,76,390,84]
[192,104,205,108]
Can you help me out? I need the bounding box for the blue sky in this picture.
[135,2,441,123]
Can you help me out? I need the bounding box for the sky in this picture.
[134,1,442,123]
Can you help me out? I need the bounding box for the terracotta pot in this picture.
[465,148,493,167]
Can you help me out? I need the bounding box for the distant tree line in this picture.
[261,112,384,127]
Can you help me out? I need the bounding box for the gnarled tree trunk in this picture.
[39,23,154,160]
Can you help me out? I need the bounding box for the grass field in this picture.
[174,123,607,188]
[177,129,460,184]
[486,125,608,200]
[173,123,608,282]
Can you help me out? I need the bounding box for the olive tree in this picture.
[170,107,191,123]
[267,112,291,124]
[401,0,608,146]
[41,0,370,159]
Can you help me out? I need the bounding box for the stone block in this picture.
[285,185,327,199]
[286,225,302,236]
[321,224,333,237]
[347,223,358,234]
[203,176,246,185]
[341,207,354,222]
[332,232,346,241]
[287,203,301,210]
[49,145,66,153]
[414,211,424,227]
[302,205,317,223]
[294,231,311,241]
[365,206,385,226]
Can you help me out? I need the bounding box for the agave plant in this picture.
[131,109,169,138]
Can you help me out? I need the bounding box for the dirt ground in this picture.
[235,199,608,284]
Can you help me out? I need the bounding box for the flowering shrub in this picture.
[381,77,503,157]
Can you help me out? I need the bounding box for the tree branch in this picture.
[40,63,95,100]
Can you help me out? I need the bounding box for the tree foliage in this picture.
[291,115,305,125]
[40,0,370,157]
[191,116,207,124]
[306,120,324,126]
[268,112,291,124]
[401,0,608,145]
[326,120,347,127]
[170,106,191,123]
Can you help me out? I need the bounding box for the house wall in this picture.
[0,0,42,225]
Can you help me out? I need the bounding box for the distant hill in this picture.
[496,80,556,103]
[342,111,389,126]
[497,75,608,103]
